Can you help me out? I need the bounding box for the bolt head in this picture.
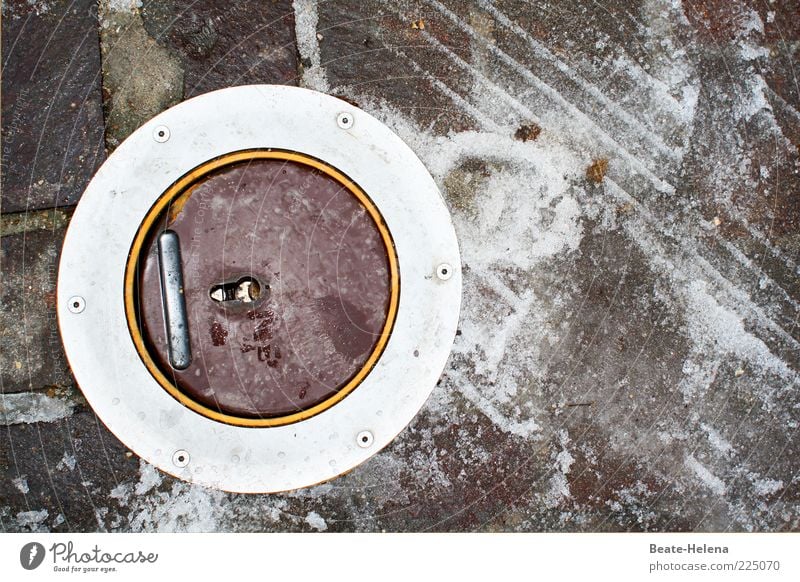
[67,296,86,313]
[436,263,453,281]
[153,125,171,143]
[356,430,374,448]
[336,112,354,130]
[172,449,190,467]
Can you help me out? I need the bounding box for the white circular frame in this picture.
[57,85,461,493]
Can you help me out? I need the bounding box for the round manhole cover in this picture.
[133,152,398,424]
[58,85,461,492]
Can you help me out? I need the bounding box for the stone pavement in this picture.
[1,0,798,532]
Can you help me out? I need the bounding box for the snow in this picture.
[0,392,75,425]
[305,511,328,531]
[16,509,49,532]
[106,0,142,13]
[134,462,163,496]
[12,477,29,494]
[56,453,76,472]
[752,477,784,497]
[544,473,571,509]
[679,279,794,405]
[358,107,586,439]
[701,424,735,457]
[685,455,727,496]
[122,461,226,532]
[544,431,574,508]
[293,0,330,92]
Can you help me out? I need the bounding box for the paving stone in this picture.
[0,410,137,533]
[681,0,800,244]
[0,212,72,394]
[141,0,299,97]
[99,0,184,150]
[314,0,477,135]
[1,0,105,213]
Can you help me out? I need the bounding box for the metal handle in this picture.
[157,230,191,370]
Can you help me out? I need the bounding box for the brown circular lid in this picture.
[132,152,397,423]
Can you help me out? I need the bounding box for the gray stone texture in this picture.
[141,0,299,97]
[1,0,106,213]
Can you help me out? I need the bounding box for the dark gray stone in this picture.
[0,410,136,533]
[1,0,105,213]
[141,0,299,97]
[316,0,478,135]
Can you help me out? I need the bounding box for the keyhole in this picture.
[210,276,264,304]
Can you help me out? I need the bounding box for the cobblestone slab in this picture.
[0,215,72,394]
[141,0,298,97]
[1,0,105,213]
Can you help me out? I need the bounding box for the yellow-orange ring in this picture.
[124,149,400,428]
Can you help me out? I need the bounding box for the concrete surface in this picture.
[1,0,798,532]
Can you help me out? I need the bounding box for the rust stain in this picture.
[209,321,228,346]
[252,319,273,342]
[256,344,280,367]
[586,158,609,183]
[514,122,542,142]
[167,183,199,223]
[247,308,275,321]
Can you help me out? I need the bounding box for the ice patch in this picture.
[555,430,575,474]
[544,430,574,508]
[17,509,49,532]
[25,0,51,15]
[0,392,75,425]
[134,462,163,496]
[305,511,328,531]
[110,483,132,503]
[293,0,330,92]
[461,165,583,271]
[609,481,656,525]
[56,453,76,472]
[108,461,225,532]
[263,498,289,522]
[12,477,29,494]
[679,279,793,402]
[639,0,700,131]
[544,473,571,508]
[752,477,783,497]
[685,455,726,496]
[701,424,735,457]
[354,102,587,438]
[106,0,142,13]
[739,9,765,35]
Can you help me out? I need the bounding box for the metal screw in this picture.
[336,112,354,130]
[68,296,86,313]
[172,449,190,467]
[436,263,453,281]
[153,125,170,143]
[356,430,374,448]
